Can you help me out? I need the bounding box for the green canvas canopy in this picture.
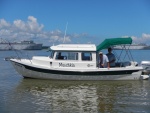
[96,37,132,51]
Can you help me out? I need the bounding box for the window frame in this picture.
[55,51,79,61]
[81,52,92,61]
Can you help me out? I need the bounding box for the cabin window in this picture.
[82,52,92,61]
[56,52,78,60]
[49,51,54,58]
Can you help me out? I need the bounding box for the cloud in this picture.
[131,33,150,44]
[0,16,95,45]
[2,16,149,46]
[0,19,10,28]
[12,16,44,33]
[27,16,44,32]
[0,16,72,45]
[142,33,150,39]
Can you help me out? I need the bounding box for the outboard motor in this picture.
[141,61,150,74]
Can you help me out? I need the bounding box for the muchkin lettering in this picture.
[59,63,75,67]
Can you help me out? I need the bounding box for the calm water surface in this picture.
[0,50,150,113]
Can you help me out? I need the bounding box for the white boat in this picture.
[9,37,144,80]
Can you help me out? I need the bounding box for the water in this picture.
[1,50,150,113]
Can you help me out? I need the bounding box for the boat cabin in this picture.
[47,44,98,69]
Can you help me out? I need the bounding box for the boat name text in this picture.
[59,63,75,67]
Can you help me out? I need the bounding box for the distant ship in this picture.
[0,39,43,50]
[113,43,150,50]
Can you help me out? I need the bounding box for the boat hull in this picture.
[10,60,143,80]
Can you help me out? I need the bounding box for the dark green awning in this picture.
[96,37,132,51]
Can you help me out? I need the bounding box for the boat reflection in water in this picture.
[8,79,150,113]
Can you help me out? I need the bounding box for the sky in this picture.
[0,0,150,46]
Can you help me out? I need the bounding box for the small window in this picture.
[68,52,78,60]
[49,51,54,58]
[56,52,78,60]
[82,52,92,61]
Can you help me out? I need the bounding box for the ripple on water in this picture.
[0,79,150,113]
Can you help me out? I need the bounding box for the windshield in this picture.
[49,50,54,58]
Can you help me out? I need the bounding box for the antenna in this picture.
[63,22,68,43]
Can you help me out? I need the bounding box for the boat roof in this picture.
[50,44,96,51]
[96,37,132,51]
